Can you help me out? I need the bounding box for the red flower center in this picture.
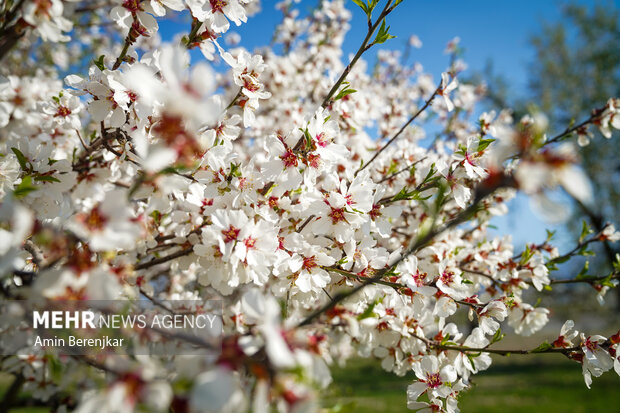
[280,149,298,168]
[221,225,240,243]
[369,204,381,220]
[244,237,256,249]
[55,105,71,117]
[122,0,143,13]
[84,207,107,231]
[440,271,455,285]
[425,372,442,389]
[328,207,346,224]
[302,256,317,271]
[210,0,228,13]
[315,132,328,147]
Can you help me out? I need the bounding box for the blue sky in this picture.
[162,0,618,249]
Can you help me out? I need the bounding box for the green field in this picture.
[325,355,620,413]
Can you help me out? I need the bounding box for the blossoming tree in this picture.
[0,0,619,412]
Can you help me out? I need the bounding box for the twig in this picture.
[134,247,194,270]
[357,84,441,175]
[377,157,427,184]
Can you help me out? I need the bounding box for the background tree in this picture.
[477,1,620,309]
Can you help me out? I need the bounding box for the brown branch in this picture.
[431,342,580,356]
[544,110,600,146]
[134,247,194,270]
[549,271,619,285]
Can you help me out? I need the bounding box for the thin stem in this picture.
[357,85,441,175]
[112,38,132,70]
[550,271,619,285]
[134,247,194,270]
[377,157,427,184]
[545,113,598,146]
[547,225,610,266]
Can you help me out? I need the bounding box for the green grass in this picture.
[324,355,620,412]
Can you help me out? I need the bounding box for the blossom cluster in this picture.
[0,1,619,412]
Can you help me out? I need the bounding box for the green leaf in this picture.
[440,334,452,345]
[229,162,242,178]
[351,0,369,15]
[575,261,589,280]
[373,19,396,44]
[599,273,618,288]
[334,88,357,101]
[34,175,61,183]
[519,244,534,266]
[336,257,348,265]
[357,300,378,320]
[466,353,478,370]
[531,341,553,353]
[391,186,412,202]
[577,245,595,257]
[390,186,429,202]
[613,254,620,272]
[11,147,29,171]
[477,138,495,152]
[579,220,592,243]
[491,328,504,344]
[93,55,106,71]
[13,176,38,199]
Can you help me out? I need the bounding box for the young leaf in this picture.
[579,220,592,243]
[477,138,495,152]
[373,19,396,44]
[575,261,589,280]
[491,328,504,344]
[13,176,38,199]
[334,88,357,100]
[93,55,106,71]
[531,341,552,353]
[11,147,29,171]
[357,300,378,320]
[351,0,369,15]
[34,175,61,183]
